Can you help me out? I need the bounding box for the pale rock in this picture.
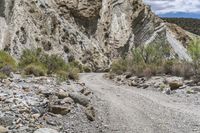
[0,126,8,133]
[0,0,193,71]
[85,106,95,121]
[60,97,74,105]
[69,93,90,106]
[130,81,138,87]
[56,90,69,99]
[32,114,41,120]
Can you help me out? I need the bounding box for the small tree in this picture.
[188,38,200,74]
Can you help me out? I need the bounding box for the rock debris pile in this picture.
[0,75,101,133]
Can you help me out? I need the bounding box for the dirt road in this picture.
[80,73,200,133]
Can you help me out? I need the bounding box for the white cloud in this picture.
[143,0,200,14]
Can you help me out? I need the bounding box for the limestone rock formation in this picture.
[0,0,193,71]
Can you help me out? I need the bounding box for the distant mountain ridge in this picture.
[163,18,200,36]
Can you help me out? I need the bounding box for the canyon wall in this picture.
[0,0,192,70]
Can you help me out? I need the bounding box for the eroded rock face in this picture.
[0,0,193,71]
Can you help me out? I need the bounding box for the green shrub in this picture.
[180,62,194,79]
[188,38,200,62]
[68,61,83,72]
[56,70,68,81]
[68,67,80,80]
[83,66,92,73]
[40,54,66,74]
[142,67,153,78]
[19,48,82,80]
[110,42,196,79]
[111,58,128,75]
[18,48,41,68]
[188,38,200,74]
[111,43,170,77]
[23,63,47,77]
[0,72,7,79]
[0,51,16,70]
[162,60,174,74]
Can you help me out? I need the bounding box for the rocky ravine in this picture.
[0,0,193,71]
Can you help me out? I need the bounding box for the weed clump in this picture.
[0,51,16,77]
[23,63,47,77]
[19,48,81,80]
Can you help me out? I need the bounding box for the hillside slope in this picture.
[0,0,193,70]
[163,18,200,36]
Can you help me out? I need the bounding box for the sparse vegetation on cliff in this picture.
[18,48,80,80]
[111,40,200,80]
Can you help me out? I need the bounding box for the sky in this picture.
[143,0,200,18]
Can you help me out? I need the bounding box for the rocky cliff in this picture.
[0,0,193,71]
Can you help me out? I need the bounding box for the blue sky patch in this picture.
[144,0,200,19]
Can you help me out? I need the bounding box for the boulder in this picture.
[34,128,58,133]
[69,93,90,106]
[169,81,183,90]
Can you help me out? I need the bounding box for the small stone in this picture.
[56,90,69,99]
[46,120,57,126]
[163,88,171,95]
[186,89,197,94]
[22,85,30,92]
[0,126,8,133]
[15,118,21,124]
[19,108,30,114]
[85,106,95,121]
[60,97,74,105]
[49,105,71,115]
[41,91,52,98]
[84,90,91,96]
[80,87,86,94]
[34,128,58,133]
[191,87,200,92]
[32,114,41,119]
[130,81,138,87]
[185,80,194,86]
[142,84,149,89]
[116,77,121,81]
[125,73,132,79]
